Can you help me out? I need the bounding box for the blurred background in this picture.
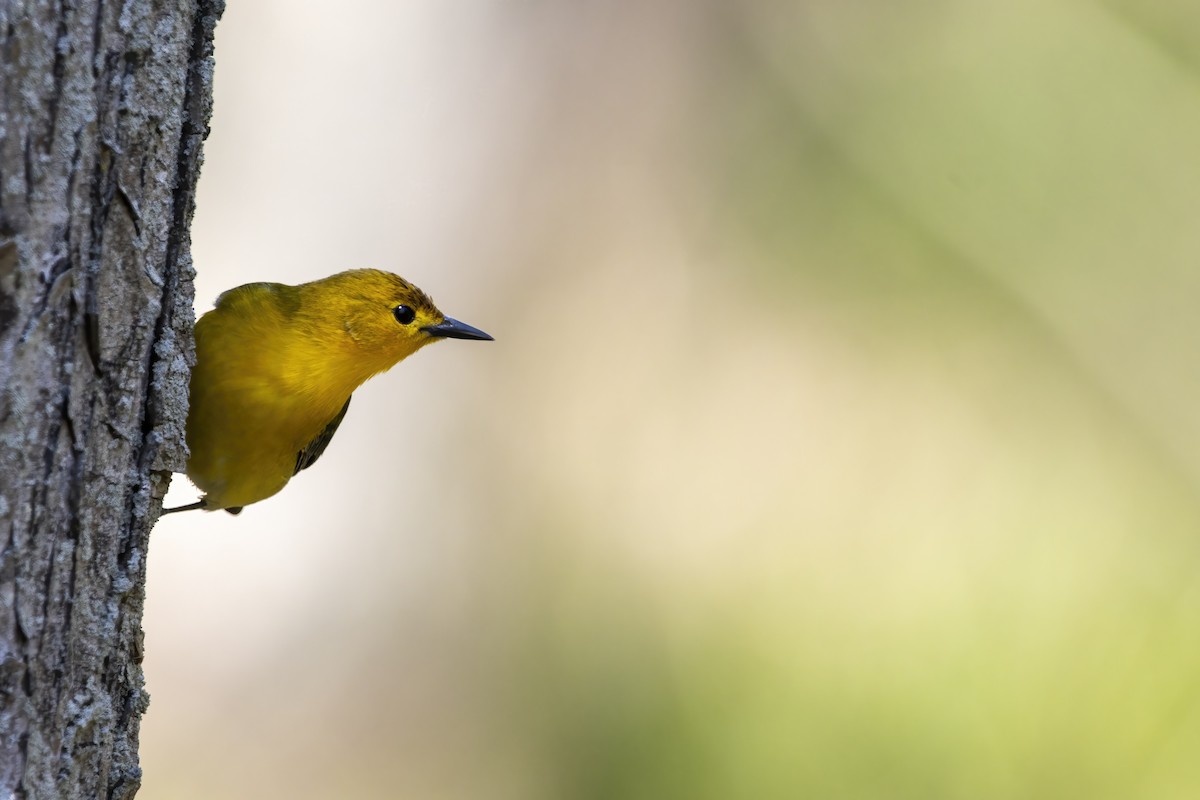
[144,1,1200,797]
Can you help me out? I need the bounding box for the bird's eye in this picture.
[393,305,416,325]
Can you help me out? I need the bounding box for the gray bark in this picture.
[0,1,222,798]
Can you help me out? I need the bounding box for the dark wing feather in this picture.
[294,396,352,475]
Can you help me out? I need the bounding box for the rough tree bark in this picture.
[0,2,222,798]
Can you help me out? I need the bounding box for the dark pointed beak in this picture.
[421,316,493,341]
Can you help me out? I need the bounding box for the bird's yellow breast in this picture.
[185,284,359,509]
[178,269,488,513]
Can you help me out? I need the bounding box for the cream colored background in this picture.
[145,2,1200,798]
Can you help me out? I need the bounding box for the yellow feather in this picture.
[176,269,491,513]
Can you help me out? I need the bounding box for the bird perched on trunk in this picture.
[164,269,492,515]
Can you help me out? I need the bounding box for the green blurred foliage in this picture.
[146,2,1200,798]
[486,3,1200,799]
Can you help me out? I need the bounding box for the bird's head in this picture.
[303,269,492,376]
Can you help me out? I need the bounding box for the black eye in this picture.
[393,305,416,325]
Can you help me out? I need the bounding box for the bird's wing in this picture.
[294,396,352,475]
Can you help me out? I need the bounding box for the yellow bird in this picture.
[164,269,492,515]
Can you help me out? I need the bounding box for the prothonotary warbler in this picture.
[163,269,492,515]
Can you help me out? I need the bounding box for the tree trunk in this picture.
[0,2,222,797]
